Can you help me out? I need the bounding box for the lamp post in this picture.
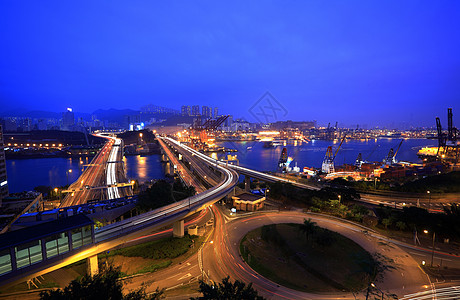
[66,169,72,186]
[427,190,431,212]
[371,283,384,300]
[338,194,341,203]
[424,229,436,267]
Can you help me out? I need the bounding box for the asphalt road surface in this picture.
[203,206,433,299]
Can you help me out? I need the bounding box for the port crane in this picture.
[435,108,459,161]
[321,134,346,173]
[278,147,288,172]
[383,139,403,166]
[190,115,229,147]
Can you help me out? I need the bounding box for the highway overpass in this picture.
[0,138,238,288]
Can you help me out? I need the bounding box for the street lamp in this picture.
[66,169,72,186]
[370,283,384,300]
[427,190,431,212]
[424,229,436,267]
[338,195,341,203]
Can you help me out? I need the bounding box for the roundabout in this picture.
[204,206,430,299]
[240,222,377,293]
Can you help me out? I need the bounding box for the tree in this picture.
[298,218,317,242]
[40,265,163,300]
[191,276,264,300]
[34,185,51,197]
[395,221,407,231]
[382,218,392,229]
[137,180,175,211]
[172,178,196,201]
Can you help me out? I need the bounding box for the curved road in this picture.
[204,207,431,299]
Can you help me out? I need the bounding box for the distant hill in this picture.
[0,109,91,120]
[0,110,60,119]
[92,108,139,123]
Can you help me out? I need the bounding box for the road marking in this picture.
[179,262,191,269]
[178,273,192,280]
[409,252,452,261]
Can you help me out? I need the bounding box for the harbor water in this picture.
[5,138,435,193]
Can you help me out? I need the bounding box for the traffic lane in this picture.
[168,143,221,186]
[157,138,206,193]
[62,140,110,206]
[121,249,201,295]
[220,211,430,299]
[206,207,342,300]
[113,209,212,294]
[73,138,113,204]
[399,243,460,269]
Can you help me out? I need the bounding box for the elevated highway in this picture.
[162,137,319,190]
[60,134,131,207]
[162,137,456,212]
[0,142,238,288]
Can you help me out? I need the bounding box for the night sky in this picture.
[1,1,459,127]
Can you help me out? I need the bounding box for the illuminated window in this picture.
[45,232,69,258]
[0,249,12,275]
[71,228,83,249]
[15,240,42,269]
[82,226,92,245]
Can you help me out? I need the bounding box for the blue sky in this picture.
[1,1,459,127]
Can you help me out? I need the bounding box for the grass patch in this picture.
[136,260,172,275]
[240,223,377,293]
[0,274,59,294]
[107,234,198,260]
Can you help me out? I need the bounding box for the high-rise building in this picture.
[3,118,17,132]
[0,125,8,207]
[191,105,200,116]
[62,108,75,131]
[213,107,219,118]
[202,106,212,118]
[141,104,179,115]
[181,105,191,116]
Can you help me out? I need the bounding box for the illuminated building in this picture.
[62,108,75,131]
[0,125,8,207]
[181,105,191,116]
[191,105,200,116]
[202,106,212,118]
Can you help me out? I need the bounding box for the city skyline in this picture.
[1,2,460,127]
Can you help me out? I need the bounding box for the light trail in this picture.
[400,285,460,300]
[163,137,319,190]
[106,137,121,200]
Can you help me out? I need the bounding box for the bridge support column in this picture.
[165,162,174,175]
[87,255,98,277]
[245,175,251,192]
[173,220,184,238]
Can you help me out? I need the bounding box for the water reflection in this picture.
[124,154,164,183]
[6,158,82,193]
[215,139,435,172]
[6,154,165,193]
